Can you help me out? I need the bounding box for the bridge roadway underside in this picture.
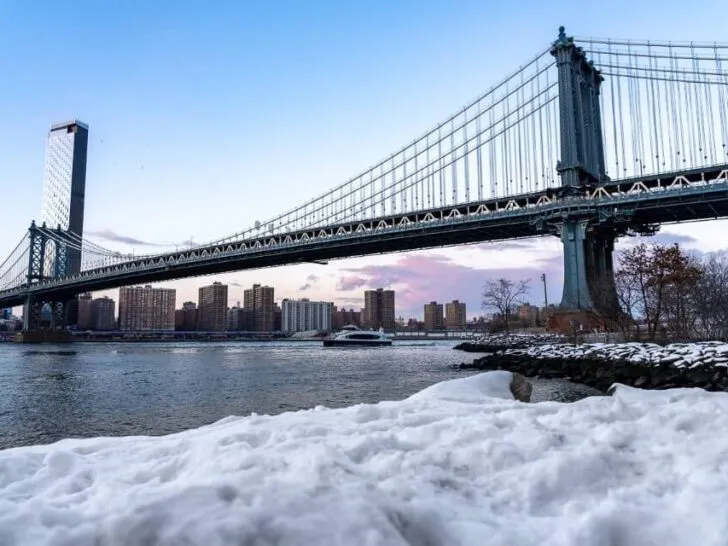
[2,164,728,309]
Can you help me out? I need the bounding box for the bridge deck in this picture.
[1,164,727,308]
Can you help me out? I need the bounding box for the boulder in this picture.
[510,373,533,402]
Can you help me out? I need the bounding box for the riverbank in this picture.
[455,340,728,392]
[453,333,567,352]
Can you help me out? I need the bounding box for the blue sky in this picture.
[2,0,728,319]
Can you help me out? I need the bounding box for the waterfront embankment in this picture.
[455,335,728,392]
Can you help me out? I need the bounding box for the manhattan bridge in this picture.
[2,27,728,333]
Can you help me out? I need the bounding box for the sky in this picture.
[2,0,728,320]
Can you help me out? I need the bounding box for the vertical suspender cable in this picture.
[536,59,545,190]
[380,163,386,216]
[476,105,484,201]
[531,75,538,192]
[545,67,553,184]
[647,42,660,173]
[672,47,686,165]
[703,50,716,165]
[426,136,432,208]
[450,118,458,204]
[438,126,445,207]
[390,157,397,213]
[690,42,704,164]
[517,71,525,194]
[608,41,620,175]
[490,105,497,197]
[463,112,471,203]
[401,150,408,213]
[716,45,728,158]
[413,142,419,212]
[504,84,511,196]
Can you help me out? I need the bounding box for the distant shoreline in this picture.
[0,334,468,344]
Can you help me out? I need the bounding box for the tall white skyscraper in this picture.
[40,120,89,275]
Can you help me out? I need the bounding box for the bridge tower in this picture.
[17,221,71,342]
[550,26,618,316]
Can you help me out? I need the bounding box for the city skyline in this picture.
[2,1,728,320]
[54,284,513,332]
[58,283,497,327]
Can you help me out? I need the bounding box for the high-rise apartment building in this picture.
[41,120,89,276]
[445,300,467,329]
[243,284,275,331]
[90,297,116,330]
[281,299,333,332]
[175,301,199,331]
[227,305,243,331]
[118,285,176,330]
[517,303,539,326]
[331,306,361,329]
[362,288,395,330]
[424,301,444,330]
[198,282,228,331]
[76,292,93,329]
[274,303,282,332]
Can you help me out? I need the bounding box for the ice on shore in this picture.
[2,371,728,545]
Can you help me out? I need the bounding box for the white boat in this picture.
[323,325,392,347]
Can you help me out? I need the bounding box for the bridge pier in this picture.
[549,26,620,328]
[558,220,618,314]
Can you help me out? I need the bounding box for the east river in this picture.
[0,340,600,449]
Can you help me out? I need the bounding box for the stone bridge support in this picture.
[559,220,618,314]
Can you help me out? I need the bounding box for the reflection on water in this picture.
[22,350,77,356]
[0,341,600,449]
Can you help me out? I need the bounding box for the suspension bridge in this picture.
[2,27,728,334]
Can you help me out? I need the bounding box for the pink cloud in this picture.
[336,251,563,319]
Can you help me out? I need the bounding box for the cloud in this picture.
[86,229,158,247]
[335,296,364,309]
[87,229,200,250]
[178,239,198,249]
[298,274,320,290]
[336,275,369,291]
[337,252,561,319]
[477,240,542,251]
[618,231,698,248]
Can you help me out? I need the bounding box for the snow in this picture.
[3,371,728,545]
[473,333,567,347]
[499,341,728,368]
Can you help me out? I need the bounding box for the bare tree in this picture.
[692,253,728,340]
[616,242,701,341]
[481,278,530,332]
[613,270,639,340]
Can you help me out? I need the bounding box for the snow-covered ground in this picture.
[473,332,567,347]
[504,341,728,368]
[2,371,728,545]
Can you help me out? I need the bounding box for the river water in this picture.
[0,340,600,450]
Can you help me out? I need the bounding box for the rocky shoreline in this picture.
[454,338,728,393]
